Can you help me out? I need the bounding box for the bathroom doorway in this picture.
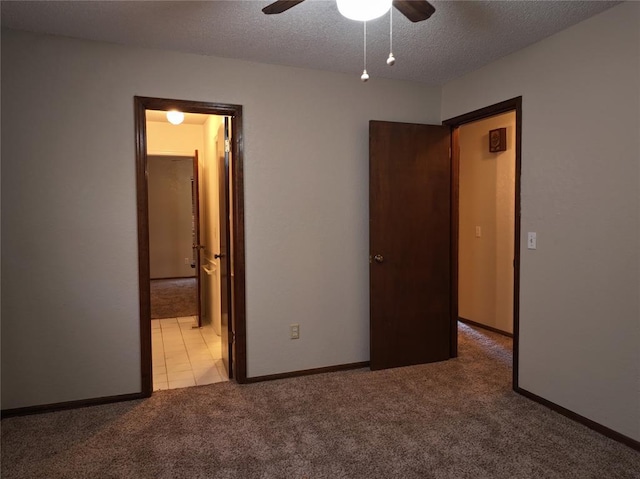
[134,96,247,396]
[147,148,218,391]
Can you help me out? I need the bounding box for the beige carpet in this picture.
[2,324,639,478]
[150,277,197,319]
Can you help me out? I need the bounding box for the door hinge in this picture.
[231,331,236,344]
[449,147,452,159]
[225,139,230,153]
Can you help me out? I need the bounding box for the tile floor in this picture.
[152,316,228,391]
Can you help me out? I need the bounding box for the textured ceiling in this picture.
[1,0,619,85]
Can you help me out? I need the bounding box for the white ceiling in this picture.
[1,0,619,85]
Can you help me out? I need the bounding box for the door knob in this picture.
[374,254,384,263]
[214,253,225,259]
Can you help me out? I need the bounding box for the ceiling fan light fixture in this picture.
[166,110,184,125]
[336,0,392,22]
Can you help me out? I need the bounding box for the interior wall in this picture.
[146,121,205,157]
[202,115,223,332]
[146,121,207,281]
[442,2,640,441]
[458,112,515,334]
[148,156,195,279]
[202,117,220,256]
[0,28,441,409]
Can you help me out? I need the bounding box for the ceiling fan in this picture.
[262,0,436,23]
[263,0,436,81]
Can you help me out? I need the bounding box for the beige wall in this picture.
[201,116,222,261]
[146,121,207,280]
[443,2,640,441]
[146,121,204,157]
[147,156,194,279]
[458,112,515,334]
[0,28,441,409]
[201,115,223,333]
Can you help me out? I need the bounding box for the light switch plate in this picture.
[528,232,537,250]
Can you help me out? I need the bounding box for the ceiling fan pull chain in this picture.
[361,21,369,82]
[387,7,395,66]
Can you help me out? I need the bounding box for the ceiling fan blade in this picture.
[393,0,436,23]
[262,0,306,15]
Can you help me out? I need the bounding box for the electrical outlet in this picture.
[290,324,300,340]
[184,257,190,264]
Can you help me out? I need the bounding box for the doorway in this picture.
[134,96,247,396]
[368,99,520,388]
[147,148,222,391]
[457,112,516,336]
[444,97,522,389]
[147,155,199,321]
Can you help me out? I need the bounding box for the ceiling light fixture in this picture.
[166,110,184,125]
[262,0,437,82]
[337,0,392,22]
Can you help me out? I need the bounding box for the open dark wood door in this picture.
[192,150,204,328]
[217,119,233,378]
[369,121,451,370]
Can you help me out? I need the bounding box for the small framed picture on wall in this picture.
[489,128,507,152]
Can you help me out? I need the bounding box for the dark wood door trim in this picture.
[219,118,233,379]
[230,111,247,382]
[449,127,460,358]
[134,96,247,395]
[443,96,522,390]
[193,151,203,328]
